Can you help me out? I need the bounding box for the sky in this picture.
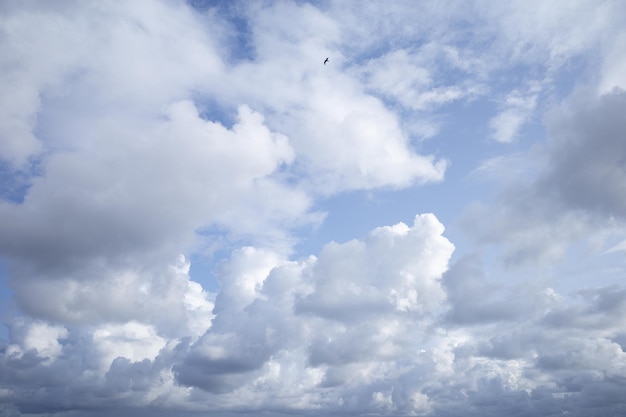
[1,0,626,416]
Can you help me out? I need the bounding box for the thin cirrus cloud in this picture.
[1,1,626,417]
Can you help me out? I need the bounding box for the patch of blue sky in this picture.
[295,164,482,262]
[195,96,239,129]
[551,238,626,294]
[188,252,222,294]
[0,161,36,204]
[348,38,429,66]
[186,0,215,11]
[549,53,597,97]
[189,0,257,63]
[302,185,442,240]
[189,224,254,293]
[0,261,13,343]
[293,86,551,265]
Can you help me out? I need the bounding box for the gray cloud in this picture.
[538,89,626,218]
[462,89,626,266]
[443,255,529,324]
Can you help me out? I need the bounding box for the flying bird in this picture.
[323,57,329,65]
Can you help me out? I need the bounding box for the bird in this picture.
[323,57,329,65]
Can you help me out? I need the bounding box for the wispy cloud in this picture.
[489,84,540,143]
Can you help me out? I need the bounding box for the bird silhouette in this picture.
[323,57,329,65]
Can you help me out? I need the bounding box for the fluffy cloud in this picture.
[4,320,68,364]
[176,214,454,396]
[3,210,621,416]
[202,1,448,193]
[0,213,455,415]
[0,0,221,167]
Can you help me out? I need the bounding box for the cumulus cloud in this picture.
[2,210,620,416]
[210,3,449,193]
[4,320,68,364]
[0,0,454,399]
[0,213,456,415]
[0,0,220,167]
[176,214,454,395]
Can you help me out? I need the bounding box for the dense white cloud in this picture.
[1,0,626,416]
[4,320,68,364]
[207,1,448,193]
[0,213,456,415]
[176,214,453,394]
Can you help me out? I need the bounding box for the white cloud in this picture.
[5,320,68,363]
[298,214,453,320]
[467,153,531,184]
[0,0,222,167]
[203,2,449,194]
[599,32,626,94]
[92,322,166,370]
[355,48,480,112]
[172,213,455,407]
[0,98,308,321]
[489,86,540,143]
[489,108,527,143]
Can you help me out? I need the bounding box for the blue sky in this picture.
[1,1,626,416]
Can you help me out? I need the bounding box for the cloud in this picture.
[463,88,626,265]
[466,153,530,184]
[599,32,626,93]
[538,89,626,219]
[297,214,453,321]
[0,97,303,331]
[443,255,530,325]
[355,48,482,113]
[175,214,454,395]
[0,0,311,279]
[7,255,215,337]
[4,320,68,364]
[489,85,540,143]
[92,322,167,370]
[201,1,449,194]
[0,212,456,415]
[0,0,222,168]
[1,100,298,266]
